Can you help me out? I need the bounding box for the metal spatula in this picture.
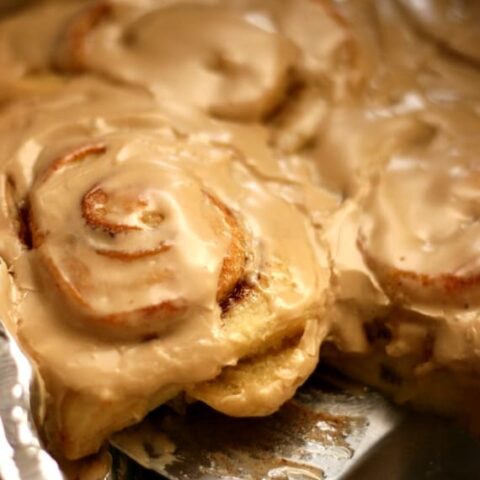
[109,371,480,480]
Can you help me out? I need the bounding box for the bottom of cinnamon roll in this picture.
[323,351,480,435]
[322,315,480,435]
[30,276,329,461]
[188,317,325,418]
[186,274,329,417]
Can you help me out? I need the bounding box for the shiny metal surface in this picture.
[112,382,403,479]
[0,321,64,480]
[110,378,480,480]
[341,414,480,480]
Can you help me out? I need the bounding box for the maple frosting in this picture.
[0,0,479,459]
[0,0,353,411]
[0,77,333,402]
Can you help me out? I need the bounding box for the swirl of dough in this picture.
[28,132,246,339]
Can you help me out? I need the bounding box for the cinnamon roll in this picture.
[50,0,358,121]
[0,77,332,459]
[323,107,480,432]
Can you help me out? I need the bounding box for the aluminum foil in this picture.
[0,321,64,480]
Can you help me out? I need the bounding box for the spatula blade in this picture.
[111,379,403,480]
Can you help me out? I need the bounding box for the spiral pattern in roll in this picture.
[28,132,247,338]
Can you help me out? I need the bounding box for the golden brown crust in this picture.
[39,142,107,186]
[206,192,247,303]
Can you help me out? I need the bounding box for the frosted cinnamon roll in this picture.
[359,107,480,311]
[323,108,480,431]
[1,0,479,466]
[29,140,245,339]
[0,78,332,459]
[50,0,358,122]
